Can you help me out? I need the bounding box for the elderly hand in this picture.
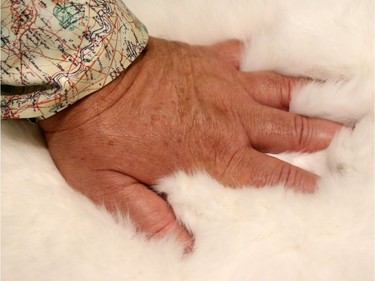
[40,37,341,250]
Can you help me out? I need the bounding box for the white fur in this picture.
[1,0,373,280]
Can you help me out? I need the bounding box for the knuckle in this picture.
[280,76,293,107]
[276,163,315,191]
[292,115,312,149]
[201,126,246,159]
[269,73,292,109]
[216,146,250,187]
[268,73,293,109]
[221,147,243,174]
[147,209,177,237]
[250,72,293,109]
[277,164,300,188]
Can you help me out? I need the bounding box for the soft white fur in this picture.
[1,0,373,280]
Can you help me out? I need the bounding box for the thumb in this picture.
[205,39,244,69]
[83,171,194,251]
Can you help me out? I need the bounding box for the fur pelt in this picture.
[1,0,373,280]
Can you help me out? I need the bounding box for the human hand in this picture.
[40,37,341,250]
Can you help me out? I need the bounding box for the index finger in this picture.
[243,106,342,153]
[217,147,318,192]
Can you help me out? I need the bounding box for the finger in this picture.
[243,106,342,153]
[240,71,309,110]
[83,171,194,251]
[204,39,244,69]
[219,148,317,192]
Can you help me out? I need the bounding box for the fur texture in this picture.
[1,0,373,280]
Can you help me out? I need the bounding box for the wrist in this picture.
[39,39,151,133]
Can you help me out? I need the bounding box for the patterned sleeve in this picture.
[0,0,148,120]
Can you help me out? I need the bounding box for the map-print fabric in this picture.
[1,0,148,119]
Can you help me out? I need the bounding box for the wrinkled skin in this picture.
[40,37,341,251]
